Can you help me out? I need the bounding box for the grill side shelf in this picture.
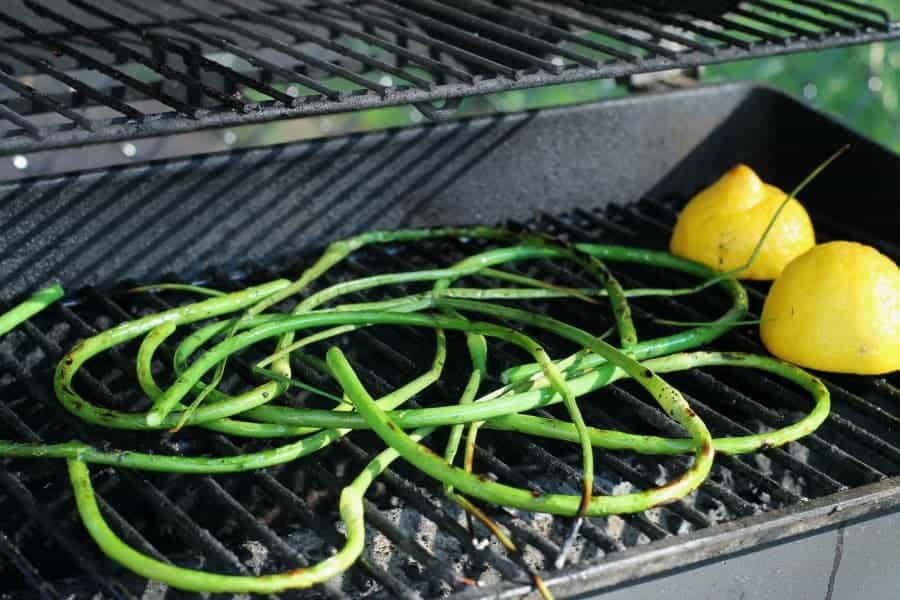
[0,0,898,154]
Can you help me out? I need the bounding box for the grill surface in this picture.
[1,0,899,154]
[0,82,898,598]
[0,199,898,599]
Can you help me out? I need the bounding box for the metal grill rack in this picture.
[0,199,897,599]
[1,0,899,154]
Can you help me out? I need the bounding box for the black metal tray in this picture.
[0,82,898,599]
[3,82,899,299]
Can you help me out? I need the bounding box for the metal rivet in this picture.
[378,75,393,87]
[868,76,883,93]
[12,155,28,170]
[121,142,137,157]
[223,130,237,145]
[802,83,817,100]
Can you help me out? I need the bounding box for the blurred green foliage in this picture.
[704,38,900,151]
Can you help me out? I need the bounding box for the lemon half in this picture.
[761,241,900,375]
[670,164,816,280]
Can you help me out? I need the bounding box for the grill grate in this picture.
[0,199,897,599]
[1,0,898,154]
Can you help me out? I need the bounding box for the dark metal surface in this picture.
[570,505,900,600]
[1,0,898,154]
[3,82,899,300]
[0,83,898,598]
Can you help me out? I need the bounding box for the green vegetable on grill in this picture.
[0,148,845,599]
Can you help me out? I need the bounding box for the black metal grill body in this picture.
[0,83,898,599]
[1,0,899,154]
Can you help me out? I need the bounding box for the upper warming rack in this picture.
[1,0,898,154]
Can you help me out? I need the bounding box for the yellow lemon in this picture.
[670,164,816,280]
[761,241,900,375]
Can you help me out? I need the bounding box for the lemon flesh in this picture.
[761,241,900,375]
[670,164,816,280]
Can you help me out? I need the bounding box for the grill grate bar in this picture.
[467,0,640,63]
[116,0,341,102]
[262,0,476,84]
[468,441,625,554]
[0,344,145,598]
[215,0,436,91]
[533,408,724,526]
[317,0,521,79]
[745,0,858,34]
[383,0,599,69]
[682,369,885,484]
[0,39,144,121]
[825,383,900,435]
[65,0,297,107]
[0,11,199,116]
[6,303,271,583]
[208,437,403,600]
[611,377,843,495]
[872,379,900,402]
[193,476,327,577]
[0,530,61,600]
[511,0,678,59]
[160,0,389,97]
[24,0,252,113]
[831,0,891,19]
[125,474,254,576]
[321,441,512,594]
[701,14,788,44]
[629,2,756,49]
[0,103,42,139]
[551,397,762,519]
[0,467,136,600]
[331,440,526,584]
[561,0,717,54]
[364,0,558,75]
[729,5,823,38]
[0,70,96,131]
[788,0,890,30]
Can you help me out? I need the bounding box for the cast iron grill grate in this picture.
[1,0,899,154]
[0,198,897,599]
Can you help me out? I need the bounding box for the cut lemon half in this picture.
[761,241,900,375]
[670,164,816,280]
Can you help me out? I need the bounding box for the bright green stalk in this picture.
[68,426,434,592]
[501,245,748,383]
[0,283,64,338]
[328,346,713,517]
